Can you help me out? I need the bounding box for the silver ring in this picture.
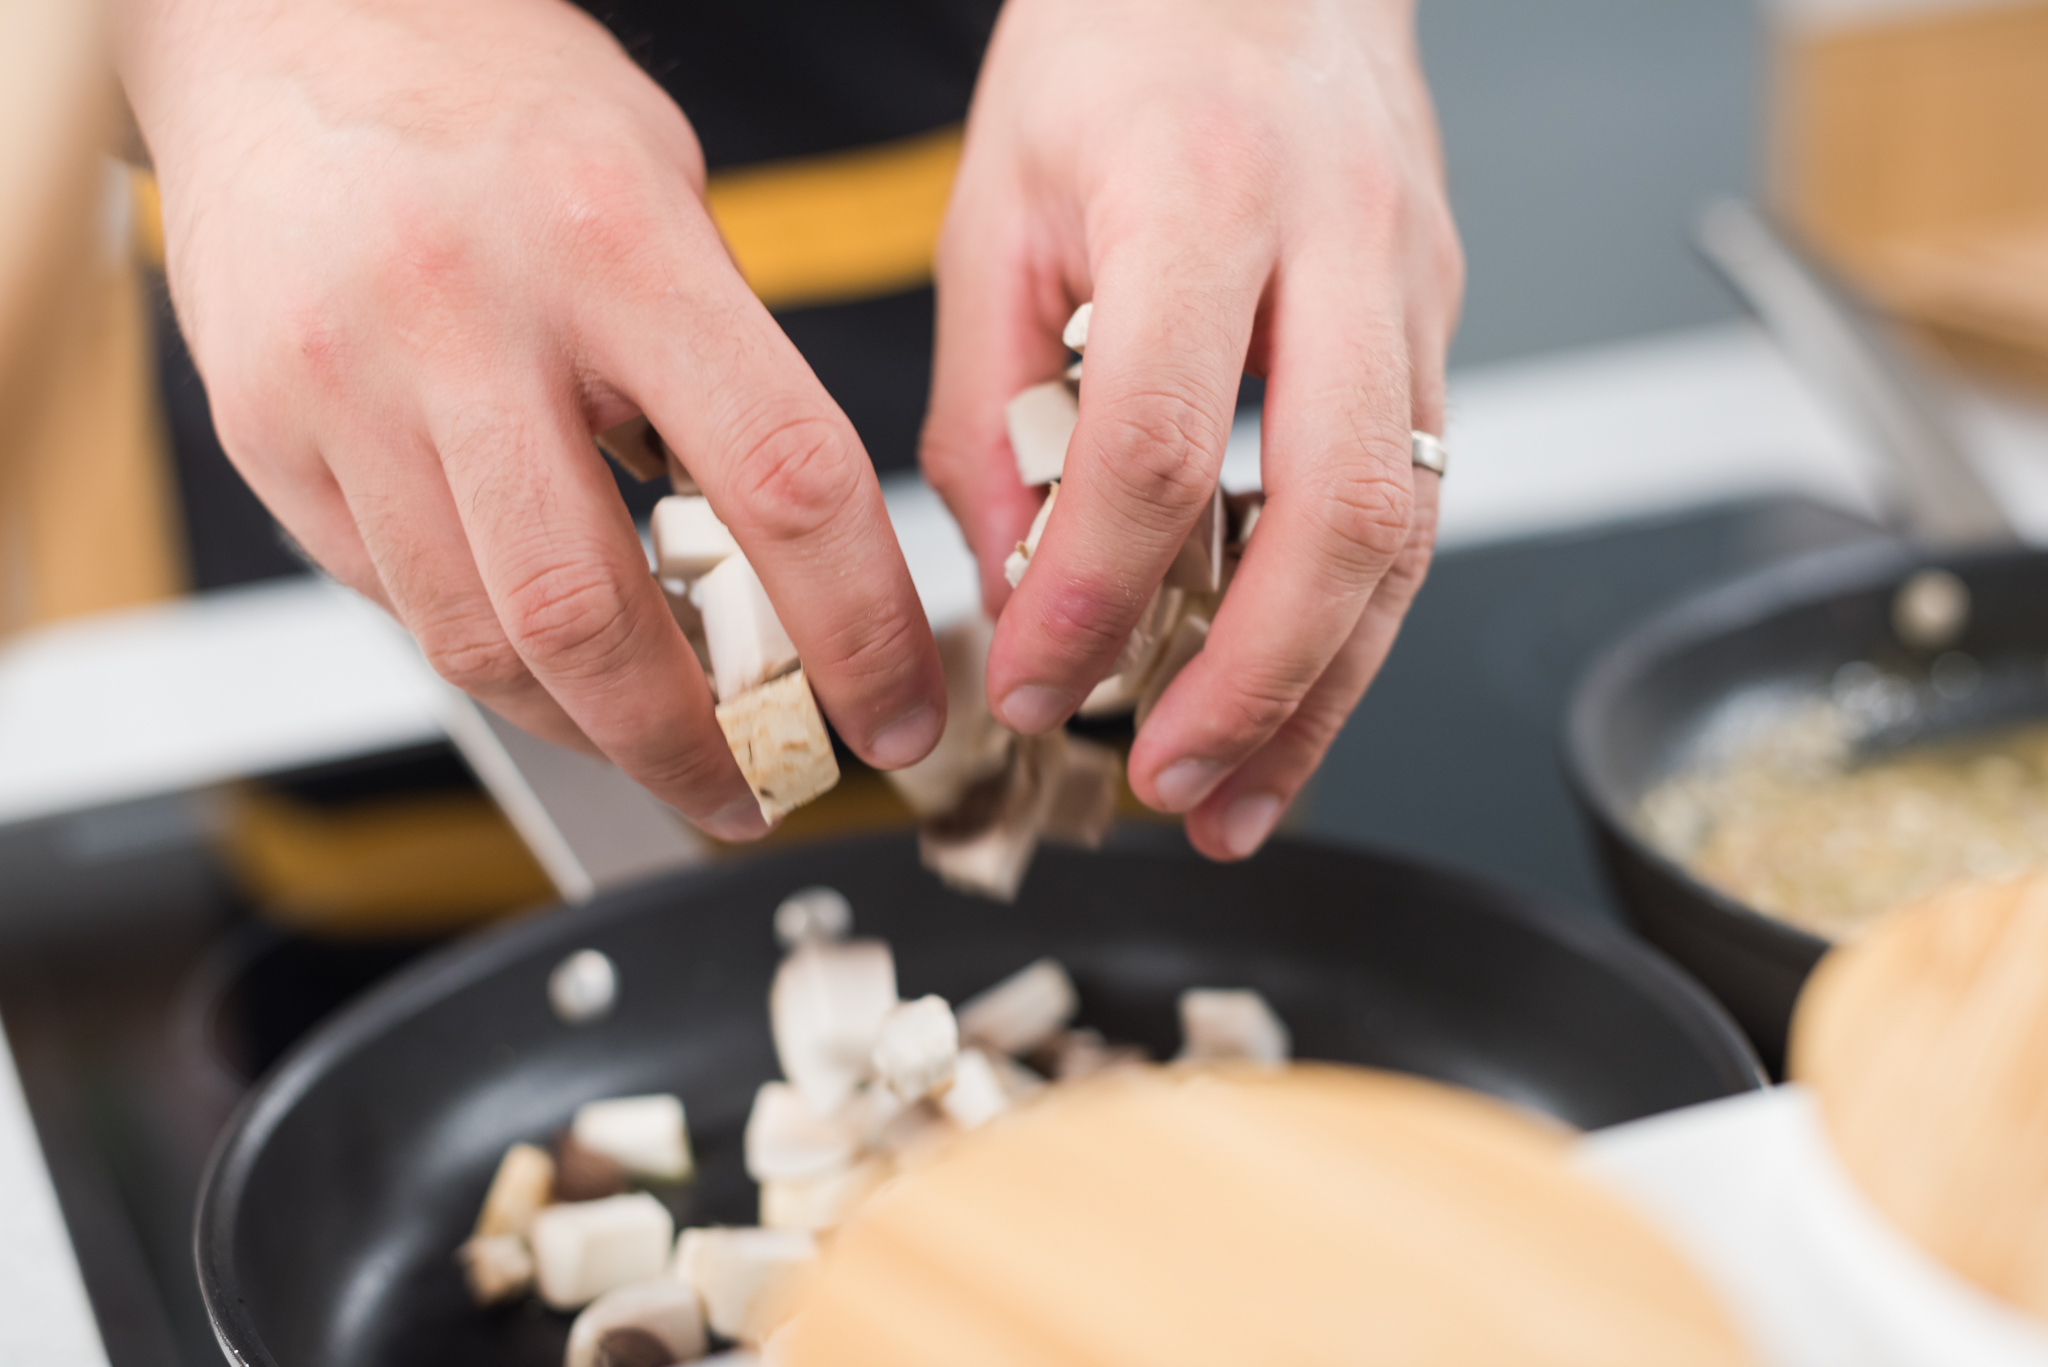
[1411,430,1447,477]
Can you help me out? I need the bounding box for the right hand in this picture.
[119,0,946,840]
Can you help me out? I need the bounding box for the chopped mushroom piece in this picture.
[673,1227,819,1345]
[1039,1028,1147,1082]
[772,886,852,949]
[1003,481,1061,588]
[957,958,1078,1057]
[572,1095,692,1183]
[1226,489,1264,548]
[870,995,960,1102]
[531,1193,676,1311]
[596,416,670,483]
[869,1100,960,1171]
[1040,735,1121,849]
[1166,487,1227,595]
[769,939,898,1116]
[938,1048,1011,1129]
[759,1156,892,1232]
[915,734,1061,903]
[884,616,1011,819]
[1135,609,1210,728]
[1178,988,1291,1066]
[651,496,741,582]
[692,555,800,703]
[554,1131,632,1202]
[566,1280,707,1367]
[1062,301,1093,352]
[475,1141,556,1239]
[744,1081,858,1183]
[1078,586,1185,719]
[459,1232,535,1306]
[660,579,713,675]
[715,669,841,823]
[1004,381,1079,487]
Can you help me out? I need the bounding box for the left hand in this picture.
[920,0,1462,860]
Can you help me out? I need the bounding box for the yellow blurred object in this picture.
[704,125,960,311]
[220,784,554,938]
[1772,1,2048,385]
[788,1065,1750,1367]
[1792,871,2048,1322]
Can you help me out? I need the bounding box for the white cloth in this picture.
[1578,1084,2048,1367]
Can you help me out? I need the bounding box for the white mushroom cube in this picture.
[458,1232,534,1305]
[652,494,741,582]
[916,733,1068,903]
[744,1081,857,1183]
[692,554,800,703]
[571,1095,692,1183]
[870,1100,961,1171]
[957,958,1078,1057]
[1041,734,1121,849]
[770,938,898,1116]
[1005,380,1079,487]
[566,1280,708,1367]
[530,1193,676,1311]
[759,1156,891,1232]
[773,886,852,949]
[938,1048,1011,1130]
[1045,1028,1147,1082]
[885,615,1010,819]
[1178,988,1291,1066]
[716,669,841,823]
[673,1227,819,1345]
[474,1141,556,1239]
[1003,480,1061,589]
[1062,301,1093,353]
[870,995,960,1102]
[1135,609,1210,728]
[1227,489,1263,548]
[1078,586,1185,719]
[988,1051,1049,1104]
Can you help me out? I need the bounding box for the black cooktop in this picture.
[0,494,1878,1367]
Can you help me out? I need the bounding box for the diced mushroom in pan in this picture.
[772,886,853,950]
[759,1156,892,1233]
[938,1048,1011,1129]
[744,1081,858,1183]
[571,1095,693,1184]
[475,1141,556,1240]
[870,995,960,1102]
[957,958,1078,1057]
[770,938,898,1116]
[554,1130,632,1203]
[459,1232,535,1306]
[565,1280,707,1367]
[674,1227,819,1345]
[1178,988,1291,1067]
[531,1193,677,1311]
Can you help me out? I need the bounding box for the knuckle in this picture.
[497,558,638,677]
[418,614,530,696]
[1099,388,1224,529]
[1214,661,1305,741]
[1313,460,1413,580]
[814,600,923,693]
[725,411,864,546]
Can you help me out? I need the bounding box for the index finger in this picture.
[598,226,946,772]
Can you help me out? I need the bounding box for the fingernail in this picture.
[1155,758,1225,812]
[703,796,770,842]
[1220,793,1283,859]
[999,685,1072,734]
[869,703,941,769]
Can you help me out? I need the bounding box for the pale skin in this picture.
[120,0,1459,859]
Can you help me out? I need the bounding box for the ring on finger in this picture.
[1410,430,1448,477]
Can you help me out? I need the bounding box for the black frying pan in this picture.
[195,831,1760,1367]
[1567,539,2048,1076]
[1565,205,2048,1075]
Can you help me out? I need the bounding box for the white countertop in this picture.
[4,321,2046,1363]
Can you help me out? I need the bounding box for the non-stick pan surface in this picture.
[1568,539,2048,1073]
[197,832,1760,1367]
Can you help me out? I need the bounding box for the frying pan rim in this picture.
[1565,535,2047,960]
[192,830,1764,1367]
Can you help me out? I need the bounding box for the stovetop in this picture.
[0,495,1879,1367]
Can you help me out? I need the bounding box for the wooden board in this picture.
[785,1065,1748,1367]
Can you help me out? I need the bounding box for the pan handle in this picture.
[1696,201,2019,549]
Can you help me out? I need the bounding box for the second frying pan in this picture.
[195,832,1759,1367]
